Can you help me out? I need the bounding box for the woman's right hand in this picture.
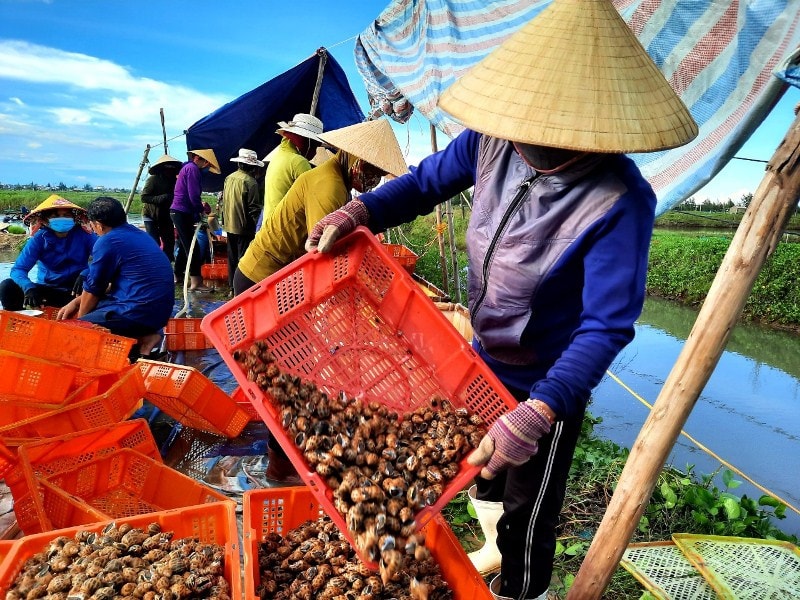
[305,199,370,253]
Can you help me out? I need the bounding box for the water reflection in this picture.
[592,295,800,536]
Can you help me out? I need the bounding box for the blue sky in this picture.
[0,0,797,204]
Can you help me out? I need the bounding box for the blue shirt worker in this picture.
[57,197,175,358]
[0,195,96,311]
[306,1,698,598]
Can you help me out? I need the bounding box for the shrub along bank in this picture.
[647,231,800,329]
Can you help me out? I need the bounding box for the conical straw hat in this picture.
[189,148,221,174]
[318,119,407,177]
[438,0,698,153]
[148,154,182,174]
[23,195,85,225]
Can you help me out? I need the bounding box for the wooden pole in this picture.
[309,48,327,117]
[568,108,800,598]
[124,145,151,215]
[160,108,168,155]
[430,124,450,296]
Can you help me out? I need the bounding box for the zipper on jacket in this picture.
[473,174,539,316]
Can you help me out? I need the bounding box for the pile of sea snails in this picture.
[5,522,230,600]
[233,339,487,586]
[256,515,451,600]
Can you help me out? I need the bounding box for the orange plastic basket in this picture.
[138,359,250,437]
[382,242,419,273]
[230,385,260,421]
[13,477,109,535]
[44,448,231,520]
[0,540,13,575]
[164,317,214,351]
[0,439,14,482]
[0,364,143,443]
[201,262,228,281]
[243,487,491,600]
[0,310,134,374]
[0,502,241,599]
[5,418,161,503]
[0,350,81,408]
[201,227,516,553]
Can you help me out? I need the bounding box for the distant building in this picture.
[729,206,747,214]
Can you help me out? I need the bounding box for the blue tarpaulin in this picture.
[185,49,365,192]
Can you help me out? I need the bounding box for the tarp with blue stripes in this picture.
[356,0,800,215]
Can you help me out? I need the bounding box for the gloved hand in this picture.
[467,400,553,479]
[71,274,85,297]
[23,286,45,309]
[305,199,370,253]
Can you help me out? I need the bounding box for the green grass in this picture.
[0,189,142,214]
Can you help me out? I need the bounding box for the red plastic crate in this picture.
[0,502,241,599]
[243,487,492,600]
[138,359,250,437]
[0,540,13,575]
[0,350,81,409]
[0,364,144,443]
[201,262,228,281]
[201,227,515,554]
[5,418,161,505]
[0,310,134,374]
[164,317,214,351]
[383,242,419,273]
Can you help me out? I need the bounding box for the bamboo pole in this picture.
[568,107,800,598]
[430,125,450,296]
[124,145,151,215]
[309,48,327,117]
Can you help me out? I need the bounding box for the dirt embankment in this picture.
[0,232,25,251]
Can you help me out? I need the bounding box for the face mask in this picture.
[48,217,75,233]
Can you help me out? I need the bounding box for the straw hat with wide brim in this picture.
[310,146,335,167]
[148,154,182,175]
[318,119,407,177]
[438,0,698,153]
[189,148,221,174]
[23,195,86,225]
[277,113,324,142]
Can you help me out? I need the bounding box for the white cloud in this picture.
[0,39,233,186]
[0,39,229,133]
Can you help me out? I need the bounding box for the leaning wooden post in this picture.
[430,124,450,296]
[124,145,151,215]
[568,107,800,598]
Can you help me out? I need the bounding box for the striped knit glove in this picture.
[305,199,370,253]
[468,400,553,479]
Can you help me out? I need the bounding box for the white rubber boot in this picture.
[489,574,548,600]
[467,484,503,576]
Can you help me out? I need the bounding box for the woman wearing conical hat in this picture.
[170,148,220,291]
[234,117,406,484]
[141,154,182,263]
[0,195,96,312]
[307,1,697,598]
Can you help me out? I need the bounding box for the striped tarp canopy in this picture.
[356,0,800,215]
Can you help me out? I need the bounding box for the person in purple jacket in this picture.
[306,1,698,598]
[170,148,220,290]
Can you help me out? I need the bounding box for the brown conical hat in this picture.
[148,154,182,174]
[318,119,407,177]
[438,0,698,153]
[189,148,221,174]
